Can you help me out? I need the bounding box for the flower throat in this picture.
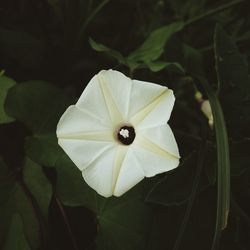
[117,126,135,145]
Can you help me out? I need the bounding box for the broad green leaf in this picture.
[3,213,31,250]
[23,158,52,220]
[215,24,250,96]
[146,152,211,206]
[55,153,99,211]
[5,81,73,134]
[128,22,183,63]
[55,152,154,250]
[0,182,40,249]
[96,183,153,250]
[89,38,129,66]
[0,75,16,123]
[0,158,40,249]
[25,134,63,167]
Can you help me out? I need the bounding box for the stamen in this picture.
[117,126,135,145]
[119,129,129,138]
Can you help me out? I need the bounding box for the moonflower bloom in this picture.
[56,70,180,197]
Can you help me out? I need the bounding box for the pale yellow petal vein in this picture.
[112,146,128,192]
[98,74,124,125]
[58,131,114,142]
[135,135,180,160]
[130,89,171,126]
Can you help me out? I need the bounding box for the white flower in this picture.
[56,69,180,197]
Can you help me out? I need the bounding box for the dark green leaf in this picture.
[0,75,16,123]
[96,183,153,250]
[5,81,73,134]
[215,24,250,96]
[89,38,128,66]
[128,22,183,63]
[145,61,185,74]
[0,159,40,249]
[146,153,210,206]
[25,134,63,167]
[55,152,154,250]
[0,182,40,249]
[55,153,99,211]
[3,213,31,250]
[23,158,52,220]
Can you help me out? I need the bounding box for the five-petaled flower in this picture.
[56,69,180,197]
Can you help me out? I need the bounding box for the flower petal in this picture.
[128,79,167,118]
[82,146,117,197]
[133,135,179,177]
[113,147,145,197]
[98,70,132,121]
[138,124,180,158]
[130,88,175,129]
[75,74,112,126]
[57,105,112,138]
[58,139,114,171]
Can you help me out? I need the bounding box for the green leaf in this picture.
[0,158,40,249]
[0,75,16,123]
[55,153,99,211]
[145,61,185,74]
[96,183,153,250]
[0,182,40,249]
[128,22,183,63]
[198,76,230,249]
[214,24,250,137]
[55,152,154,250]
[25,134,63,167]
[5,81,73,134]
[23,158,52,220]
[214,24,250,96]
[89,38,128,66]
[3,213,31,250]
[146,152,210,206]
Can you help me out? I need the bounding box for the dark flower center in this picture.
[117,126,135,145]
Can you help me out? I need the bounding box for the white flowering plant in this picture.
[0,1,250,250]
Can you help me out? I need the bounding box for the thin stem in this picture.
[77,0,110,43]
[184,0,246,28]
[172,121,208,250]
[55,196,80,250]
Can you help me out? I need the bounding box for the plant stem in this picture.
[55,196,80,250]
[77,0,110,44]
[184,0,246,27]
